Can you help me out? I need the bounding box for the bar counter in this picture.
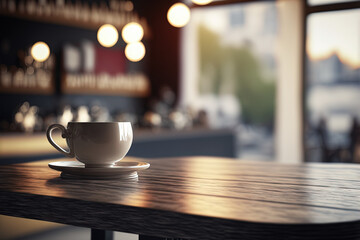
[0,128,237,163]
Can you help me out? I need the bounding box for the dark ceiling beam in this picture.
[190,0,274,8]
[305,1,360,14]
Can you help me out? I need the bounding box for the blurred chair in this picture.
[317,117,349,163]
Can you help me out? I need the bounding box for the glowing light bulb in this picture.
[191,0,212,5]
[125,42,146,62]
[31,41,50,62]
[97,24,119,48]
[167,3,190,28]
[121,22,144,43]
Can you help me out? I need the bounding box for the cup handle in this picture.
[46,124,75,158]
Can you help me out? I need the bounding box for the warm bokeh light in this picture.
[124,1,134,11]
[97,24,119,48]
[191,0,212,5]
[121,22,144,43]
[167,3,191,28]
[125,42,146,62]
[30,41,50,62]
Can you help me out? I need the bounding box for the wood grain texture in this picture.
[1,156,360,239]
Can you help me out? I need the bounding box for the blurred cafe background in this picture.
[0,0,359,239]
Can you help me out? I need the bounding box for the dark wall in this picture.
[0,16,145,123]
[0,16,99,65]
[134,0,181,100]
[0,0,181,128]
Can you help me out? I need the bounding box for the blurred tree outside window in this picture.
[182,2,278,160]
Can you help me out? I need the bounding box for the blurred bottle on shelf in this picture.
[91,104,111,122]
[14,102,43,133]
[58,105,73,127]
[75,106,91,122]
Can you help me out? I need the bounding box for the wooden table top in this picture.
[1,156,360,239]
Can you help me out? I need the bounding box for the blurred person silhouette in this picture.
[349,116,360,162]
[316,117,330,162]
[316,116,344,162]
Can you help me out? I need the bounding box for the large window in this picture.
[182,1,278,160]
[304,2,360,162]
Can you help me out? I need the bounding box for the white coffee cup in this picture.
[47,122,133,168]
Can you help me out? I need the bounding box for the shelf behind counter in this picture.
[0,128,237,164]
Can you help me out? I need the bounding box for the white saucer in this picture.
[48,161,150,180]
